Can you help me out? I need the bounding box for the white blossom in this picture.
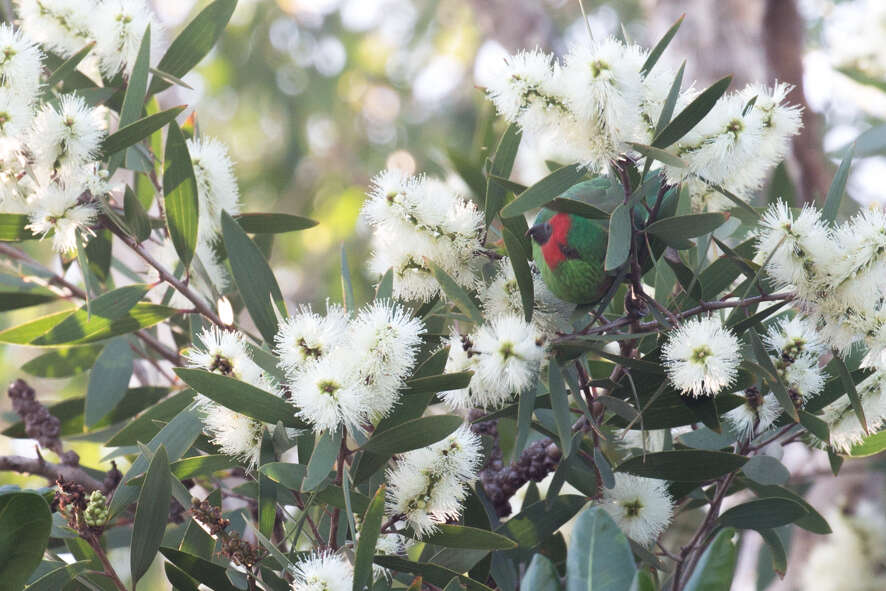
[778,354,825,402]
[822,370,886,453]
[26,183,97,254]
[0,23,43,101]
[30,94,105,169]
[187,136,241,244]
[274,303,349,374]
[89,0,163,77]
[724,391,780,439]
[16,0,94,58]
[764,315,826,361]
[386,425,481,537]
[289,347,367,433]
[601,473,674,546]
[291,552,353,591]
[663,316,741,397]
[200,404,264,468]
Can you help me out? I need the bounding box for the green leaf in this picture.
[163,121,199,268]
[341,244,355,314]
[148,0,238,94]
[24,560,91,590]
[717,498,807,530]
[798,410,830,442]
[124,185,152,242]
[758,528,787,579]
[303,428,342,492]
[566,506,636,591]
[683,528,736,591]
[222,210,286,343]
[605,203,631,271]
[497,495,587,549]
[549,363,573,457]
[500,164,584,218]
[652,76,732,149]
[129,455,236,486]
[521,555,563,591]
[645,212,728,243]
[834,123,886,158]
[361,415,463,457]
[85,337,134,427]
[545,198,609,219]
[616,450,747,481]
[44,42,95,90]
[426,261,483,325]
[485,123,522,225]
[0,291,54,312]
[174,368,302,428]
[741,455,790,486]
[849,429,886,457]
[822,144,853,223]
[626,142,687,168]
[641,14,684,76]
[105,389,196,446]
[834,353,867,434]
[372,556,494,591]
[131,445,171,583]
[159,548,240,591]
[405,372,473,394]
[743,481,831,534]
[0,492,52,591]
[0,213,36,241]
[112,26,152,171]
[21,345,102,378]
[653,62,686,138]
[501,224,534,322]
[100,106,186,159]
[353,486,386,591]
[234,212,317,234]
[423,525,517,550]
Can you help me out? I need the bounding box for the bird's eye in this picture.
[544,222,552,234]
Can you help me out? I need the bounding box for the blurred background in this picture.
[2,0,885,588]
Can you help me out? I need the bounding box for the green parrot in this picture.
[527,208,613,305]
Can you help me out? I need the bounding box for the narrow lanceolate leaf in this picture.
[303,428,342,492]
[485,123,522,225]
[0,492,52,591]
[641,14,684,76]
[124,185,152,242]
[111,26,151,171]
[131,445,171,584]
[759,528,788,578]
[501,224,534,322]
[360,415,463,457]
[164,122,199,268]
[566,506,636,591]
[683,528,737,591]
[605,203,631,271]
[422,525,518,550]
[500,164,584,218]
[549,363,573,457]
[626,142,687,168]
[426,261,483,325]
[159,548,240,591]
[654,61,686,137]
[148,0,238,95]
[353,486,386,591]
[0,213,35,240]
[616,450,747,481]
[403,371,472,394]
[645,212,728,242]
[717,498,808,530]
[84,338,134,427]
[834,353,868,434]
[222,211,286,343]
[822,143,854,223]
[174,368,304,428]
[44,42,95,90]
[234,212,318,234]
[545,198,609,219]
[652,76,732,149]
[100,106,186,159]
[849,429,886,457]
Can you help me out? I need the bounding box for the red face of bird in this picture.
[527,212,572,269]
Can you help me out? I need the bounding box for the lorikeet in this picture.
[528,208,613,305]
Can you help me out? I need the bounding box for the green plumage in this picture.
[531,208,612,305]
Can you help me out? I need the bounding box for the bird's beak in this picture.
[527,222,552,246]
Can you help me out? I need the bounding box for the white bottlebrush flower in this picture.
[754,200,834,298]
[484,49,569,134]
[291,551,353,591]
[446,314,545,410]
[829,208,886,309]
[802,501,886,591]
[823,370,886,453]
[738,82,803,176]
[89,0,163,77]
[26,183,97,254]
[200,403,264,468]
[386,425,481,537]
[764,315,826,361]
[560,37,646,169]
[187,136,241,244]
[0,137,28,212]
[186,326,266,385]
[600,473,674,546]
[274,303,349,374]
[778,354,825,402]
[16,0,94,58]
[663,316,741,397]
[724,390,780,439]
[438,329,476,410]
[0,23,43,101]
[289,347,367,433]
[480,257,574,335]
[0,86,36,137]
[30,94,106,169]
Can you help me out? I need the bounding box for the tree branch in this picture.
[0,454,104,491]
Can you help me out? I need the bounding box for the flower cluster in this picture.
[441,314,546,409]
[662,316,741,397]
[291,552,353,591]
[601,473,675,546]
[385,425,482,536]
[362,169,484,302]
[486,39,801,211]
[186,326,279,468]
[275,300,426,432]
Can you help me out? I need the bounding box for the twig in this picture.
[0,454,104,490]
[86,534,129,591]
